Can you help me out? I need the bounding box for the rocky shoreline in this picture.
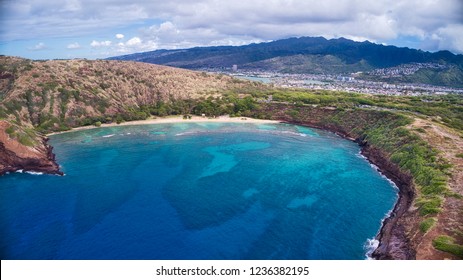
[280,120,417,259]
[360,144,415,259]
[0,121,62,176]
[0,138,62,176]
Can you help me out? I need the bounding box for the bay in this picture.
[0,122,397,259]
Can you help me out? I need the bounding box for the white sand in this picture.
[47,115,280,136]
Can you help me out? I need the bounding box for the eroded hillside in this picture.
[0,56,261,132]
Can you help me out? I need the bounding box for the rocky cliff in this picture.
[0,120,61,175]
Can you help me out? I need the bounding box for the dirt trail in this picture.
[408,118,463,259]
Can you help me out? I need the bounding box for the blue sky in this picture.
[1,0,462,60]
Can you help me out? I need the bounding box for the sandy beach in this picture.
[47,115,280,136]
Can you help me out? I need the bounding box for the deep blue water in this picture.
[0,122,397,260]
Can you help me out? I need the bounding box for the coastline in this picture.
[279,120,415,259]
[46,115,280,136]
[12,115,412,259]
[0,120,62,176]
[360,144,415,259]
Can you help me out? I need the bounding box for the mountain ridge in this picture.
[109,36,463,66]
[108,36,463,87]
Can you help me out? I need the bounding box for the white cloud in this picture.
[432,24,463,54]
[139,21,261,50]
[67,42,81,49]
[3,0,463,55]
[28,42,47,51]
[89,36,157,56]
[126,37,141,46]
[90,40,112,48]
[135,0,463,53]
[120,37,157,52]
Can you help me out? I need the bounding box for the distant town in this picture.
[207,63,463,96]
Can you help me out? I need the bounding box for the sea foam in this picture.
[25,171,44,175]
[364,238,379,260]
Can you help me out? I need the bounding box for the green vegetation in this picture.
[4,124,37,147]
[96,98,109,113]
[271,90,463,130]
[419,217,437,233]
[39,81,59,92]
[415,196,443,216]
[432,235,463,258]
[5,125,15,136]
[456,153,463,159]
[17,132,35,146]
[0,107,8,119]
[72,94,260,128]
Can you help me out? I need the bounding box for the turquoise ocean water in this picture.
[0,122,397,259]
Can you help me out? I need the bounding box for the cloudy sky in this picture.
[1,0,462,59]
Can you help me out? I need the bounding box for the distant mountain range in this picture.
[108,36,463,88]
